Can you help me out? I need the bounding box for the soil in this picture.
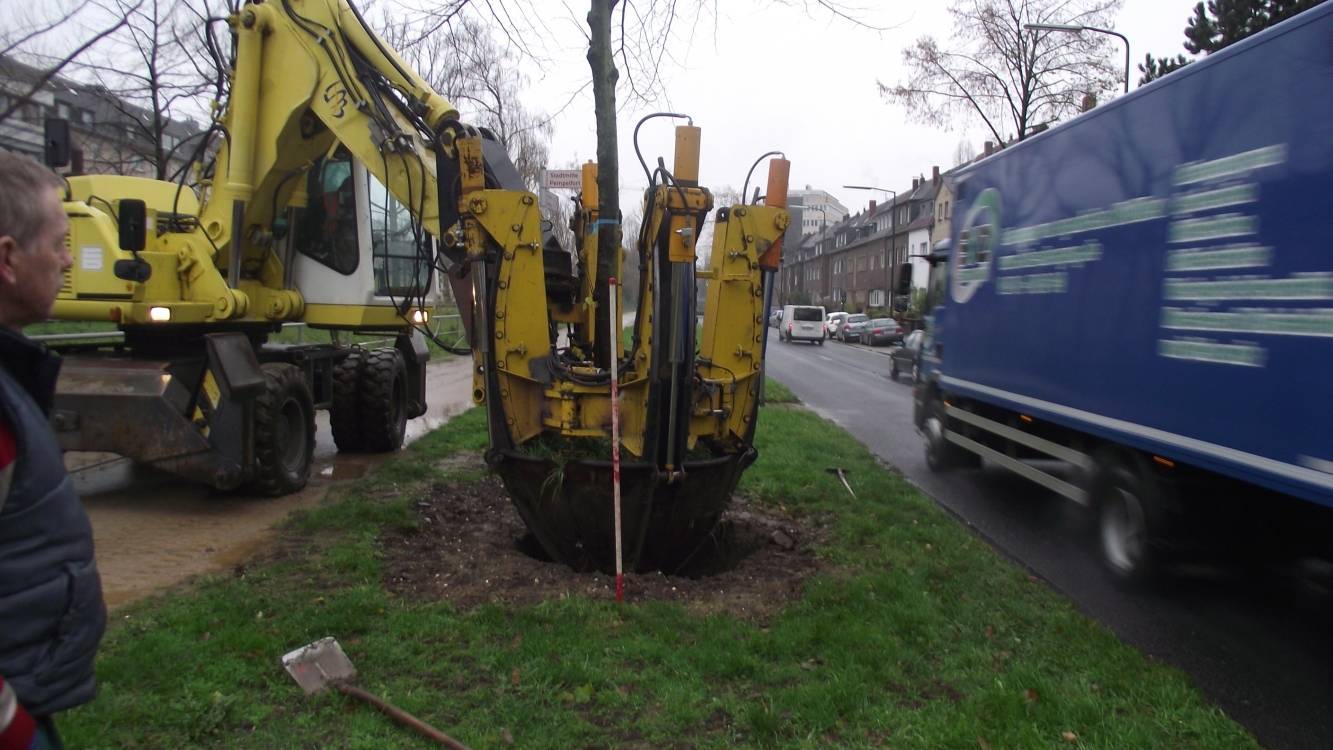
[380,454,832,623]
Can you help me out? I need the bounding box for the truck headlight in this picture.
[411,309,429,325]
[148,306,172,322]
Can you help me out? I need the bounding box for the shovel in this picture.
[282,637,472,750]
[825,467,857,498]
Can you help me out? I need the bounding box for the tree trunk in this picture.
[586,0,620,368]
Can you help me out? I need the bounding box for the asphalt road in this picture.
[764,328,1333,750]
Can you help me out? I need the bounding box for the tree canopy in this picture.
[880,0,1123,146]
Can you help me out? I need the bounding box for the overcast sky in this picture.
[513,0,1203,216]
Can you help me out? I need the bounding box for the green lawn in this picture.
[29,310,467,358]
[60,387,1256,749]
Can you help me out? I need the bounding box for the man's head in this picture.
[0,151,70,332]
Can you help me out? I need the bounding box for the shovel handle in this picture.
[336,683,472,750]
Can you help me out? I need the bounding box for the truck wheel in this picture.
[330,349,364,452]
[816,338,824,346]
[924,398,979,472]
[1093,453,1169,585]
[251,362,315,496]
[359,348,408,452]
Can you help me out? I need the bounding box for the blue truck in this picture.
[915,4,1333,582]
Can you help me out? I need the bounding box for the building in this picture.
[789,186,848,236]
[778,167,944,313]
[0,56,199,177]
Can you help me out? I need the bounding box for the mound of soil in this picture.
[380,458,830,623]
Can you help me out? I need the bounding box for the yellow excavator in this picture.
[46,0,790,571]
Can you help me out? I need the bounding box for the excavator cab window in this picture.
[367,169,433,297]
[293,149,359,275]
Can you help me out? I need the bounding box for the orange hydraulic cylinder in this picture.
[673,125,701,183]
[667,126,702,264]
[758,158,791,270]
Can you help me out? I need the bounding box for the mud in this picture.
[381,456,831,623]
[77,357,475,611]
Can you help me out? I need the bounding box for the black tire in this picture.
[816,338,824,346]
[1093,452,1170,585]
[250,362,315,496]
[330,349,364,452]
[923,397,979,472]
[359,347,408,452]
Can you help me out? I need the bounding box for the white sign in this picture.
[543,169,582,190]
[80,246,103,271]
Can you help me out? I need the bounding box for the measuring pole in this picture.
[607,276,624,602]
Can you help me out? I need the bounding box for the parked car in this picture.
[780,304,826,344]
[837,313,869,342]
[825,311,849,339]
[890,329,924,382]
[863,318,905,346]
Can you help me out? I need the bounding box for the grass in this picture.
[28,309,466,358]
[59,387,1258,749]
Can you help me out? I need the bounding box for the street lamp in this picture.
[844,184,898,310]
[1024,22,1129,94]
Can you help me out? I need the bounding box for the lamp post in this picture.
[1024,22,1129,94]
[844,184,897,311]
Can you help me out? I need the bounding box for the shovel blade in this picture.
[282,637,357,695]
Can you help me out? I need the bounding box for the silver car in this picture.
[837,313,869,342]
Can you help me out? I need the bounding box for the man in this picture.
[0,151,106,749]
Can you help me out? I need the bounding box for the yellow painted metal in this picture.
[571,161,600,349]
[697,204,789,444]
[467,189,551,444]
[194,371,223,439]
[666,128,708,264]
[53,0,470,332]
[302,303,420,329]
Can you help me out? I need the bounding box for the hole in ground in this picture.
[380,474,832,622]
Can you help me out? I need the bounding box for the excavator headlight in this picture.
[148,306,172,322]
[411,309,429,325]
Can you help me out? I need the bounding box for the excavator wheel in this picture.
[250,362,316,496]
[330,348,364,452]
[359,347,408,452]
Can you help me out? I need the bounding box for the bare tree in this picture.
[74,0,215,179]
[952,138,977,166]
[880,0,1122,145]
[0,1,139,126]
[377,11,553,190]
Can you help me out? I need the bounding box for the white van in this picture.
[779,304,827,344]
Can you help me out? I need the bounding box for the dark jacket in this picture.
[0,328,106,716]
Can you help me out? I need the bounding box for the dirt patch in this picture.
[380,470,832,623]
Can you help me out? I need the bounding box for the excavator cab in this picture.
[289,148,435,329]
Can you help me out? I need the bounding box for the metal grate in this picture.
[59,234,74,297]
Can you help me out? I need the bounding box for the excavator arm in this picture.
[58,0,517,329]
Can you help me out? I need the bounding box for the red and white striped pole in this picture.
[608,276,624,602]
